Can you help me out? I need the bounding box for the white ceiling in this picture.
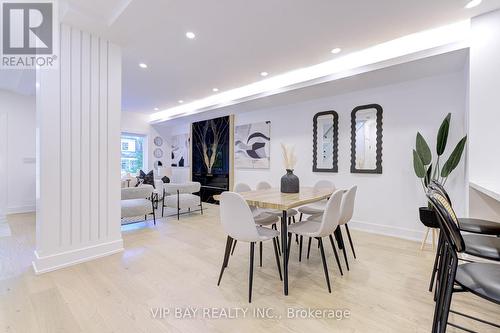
[2,1,496,111]
[154,48,469,129]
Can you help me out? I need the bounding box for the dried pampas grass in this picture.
[281,143,297,170]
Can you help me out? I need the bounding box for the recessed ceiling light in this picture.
[465,0,482,8]
[186,31,196,39]
[212,88,219,92]
[178,100,184,104]
[139,63,148,69]
[331,48,342,54]
[154,107,159,111]
[260,72,268,77]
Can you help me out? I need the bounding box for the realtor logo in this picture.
[1,0,58,68]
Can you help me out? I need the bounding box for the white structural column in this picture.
[34,24,123,274]
[469,10,500,195]
[0,112,10,237]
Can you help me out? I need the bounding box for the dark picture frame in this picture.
[313,110,339,173]
[350,104,383,174]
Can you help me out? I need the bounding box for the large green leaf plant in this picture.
[413,113,467,194]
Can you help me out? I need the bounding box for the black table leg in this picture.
[281,210,288,295]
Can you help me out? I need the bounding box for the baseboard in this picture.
[32,238,124,274]
[349,219,428,243]
[7,204,36,214]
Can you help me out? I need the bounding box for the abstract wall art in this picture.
[234,121,271,169]
[170,133,190,167]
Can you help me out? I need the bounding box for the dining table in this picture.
[214,186,334,295]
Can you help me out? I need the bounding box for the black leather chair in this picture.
[427,182,500,293]
[427,190,500,333]
[430,181,500,236]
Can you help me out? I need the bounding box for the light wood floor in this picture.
[1,206,498,333]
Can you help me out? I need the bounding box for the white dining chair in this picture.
[287,190,344,293]
[217,192,282,303]
[232,182,282,261]
[305,185,358,272]
[297,180,336,221]
[338,186,358,265]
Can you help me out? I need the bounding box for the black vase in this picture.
[281,169,299,193]
[419,207,440,229]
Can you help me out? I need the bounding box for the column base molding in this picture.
[32,238,123,274]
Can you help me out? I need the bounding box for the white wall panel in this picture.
[34,24,123,274]
[469,10,500,215]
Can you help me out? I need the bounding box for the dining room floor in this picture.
[1,205,498,333]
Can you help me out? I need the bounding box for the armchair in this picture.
[162,182,203,220]
[121,184,156,225]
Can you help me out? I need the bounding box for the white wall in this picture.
[0,90,36,214]
[159,71,468,241]
[34,24,122,274]
[154,124,189,183]
[0,111,8,236]
[469,9,500,216]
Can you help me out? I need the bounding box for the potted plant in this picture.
[412,113,467,229]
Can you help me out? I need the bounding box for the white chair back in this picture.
[315,190,343,237]
[220,192,260,242]
[256,181,272,190]
[234,182,252,192]
[164,182,201,195]
[121,185,153,200]
[339,186,357,225]
[313,180,336,192]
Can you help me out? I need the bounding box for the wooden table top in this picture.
[213,187,333,210]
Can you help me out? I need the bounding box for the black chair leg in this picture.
[337,228,350,271]
[217,236,233,286]
[272,238,283,280]
[259,242,263,267]
[161,192,165,217]
[151,198,156,225]
[307,237,312,259]
[249,242,255,303]
[231,239,237,256]
[318,238,332,293]
[429,232,443,292]
[299,213,303,222]
[299,235,303,262]
[272,224,281,255]
[292,216,298,244]
[329,234,344,276]
[345,224,356,258]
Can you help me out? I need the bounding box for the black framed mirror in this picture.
[313,110,338,173]
[350,104,383,174]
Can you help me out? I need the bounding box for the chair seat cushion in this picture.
[306,215,323,223]
[288,220,321,237]
[254,213,279,226]
[164,194,200,209]
[264,208,298,217]
[298,201,327,215]
[455,263,500,304]
[257,226,279,241]
[463,234,500,261]
[459,218,500,235]
[121,199,152,218]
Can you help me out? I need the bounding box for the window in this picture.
[121,133,145,174]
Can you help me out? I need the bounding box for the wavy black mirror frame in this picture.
[313,110,339,173]
[350,104,383,174]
